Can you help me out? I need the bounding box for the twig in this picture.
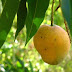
[55,0,61,12]
[55,5,60,11]
[64,19,71,43]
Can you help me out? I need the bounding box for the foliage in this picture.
[0,0,72,72]
[61,0,72,37]
[25,0,50,45]
[15,0,27,39]
[0,0,19,47]
[0,0,72,47]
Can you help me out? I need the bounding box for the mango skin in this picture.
[33,24,70,65]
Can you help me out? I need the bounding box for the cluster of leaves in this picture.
[0,0,72,48]
[0,0,50,48]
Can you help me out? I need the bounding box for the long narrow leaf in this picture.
[1,0,6,6]
[15,0,27,39]
[0,0,20,48]
[61,0,72,39]
[25,0,50,45]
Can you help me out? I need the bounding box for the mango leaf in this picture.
[0,0,20,48]
[61,0,72,39]
[1,0,6,6]
[25,0,50,45]
[15,0,27,39]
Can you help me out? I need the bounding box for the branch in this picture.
[64,19,71,43]
[55,5,60,11]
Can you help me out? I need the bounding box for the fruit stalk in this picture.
[51,0,55,26]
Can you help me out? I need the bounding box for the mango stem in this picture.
[51,0,55,26]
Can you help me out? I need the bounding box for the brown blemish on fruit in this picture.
[41,36,42,38]
[54,38,56,41]
[44,48,47,50]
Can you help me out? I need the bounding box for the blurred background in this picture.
[0,0,72,72]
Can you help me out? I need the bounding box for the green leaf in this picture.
[15,0,27,39]
[1,0,6,6]
[0,0,20,48]
[61,0,72,38]
[25,0,50,45]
